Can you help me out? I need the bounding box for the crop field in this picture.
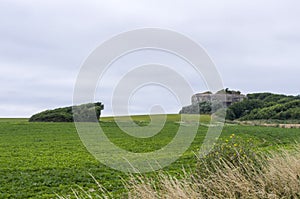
[0,115,300,198]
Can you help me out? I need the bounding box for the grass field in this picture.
[0,115,299,198]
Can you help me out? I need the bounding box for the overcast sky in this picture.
[1,0,299,117]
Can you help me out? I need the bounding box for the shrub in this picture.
[196,134,260,178]
[29,102,104,122]
[180,101,222,114]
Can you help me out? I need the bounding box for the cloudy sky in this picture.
[1,0,299,117]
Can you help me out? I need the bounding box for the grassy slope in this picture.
[0,115,299,198]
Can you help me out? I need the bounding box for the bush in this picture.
[29,102,104,122]
[180,101,218,114]
[196,134,260,177]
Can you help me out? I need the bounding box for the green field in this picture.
[0,115,299,198]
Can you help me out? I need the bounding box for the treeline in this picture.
[226,93,300,120]
[29,102,104,122]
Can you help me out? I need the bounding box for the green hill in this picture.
[226,93,300,120]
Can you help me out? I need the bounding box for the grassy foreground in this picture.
[122,145,300,199]
[67,143,300,199]
[0,115,299,198]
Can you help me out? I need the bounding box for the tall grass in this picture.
[127,145,300,199]
[61,138,300,199]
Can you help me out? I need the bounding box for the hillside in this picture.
[180,90,300,121]
[226,93,300,120]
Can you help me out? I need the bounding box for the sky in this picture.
[0,0,299,117]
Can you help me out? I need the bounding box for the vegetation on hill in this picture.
[180,89,299,121]
[179,101,223,114]
[216,88,241,95]
[226,93,300,120]
[29,102,104,122]
[180,89,234,114]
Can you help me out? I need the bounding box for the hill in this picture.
[226,93,300,120]
[179,90,300,121]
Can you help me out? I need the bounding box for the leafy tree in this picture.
[226,99,264,120]
[179,101,224,114]
[247,93,273,100]
[29,102,104,122]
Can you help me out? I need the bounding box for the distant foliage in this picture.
[226,92,300,120]
[73,102,104,122]
[180,88,243,115]
[29,102,104,122]
[180,101,222,114]
[217,88,241,95]
[226,99,264,120]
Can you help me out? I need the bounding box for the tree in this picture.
[226,99,264,120]
[29,102,104,122]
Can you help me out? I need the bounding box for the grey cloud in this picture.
[0,0,299,117]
